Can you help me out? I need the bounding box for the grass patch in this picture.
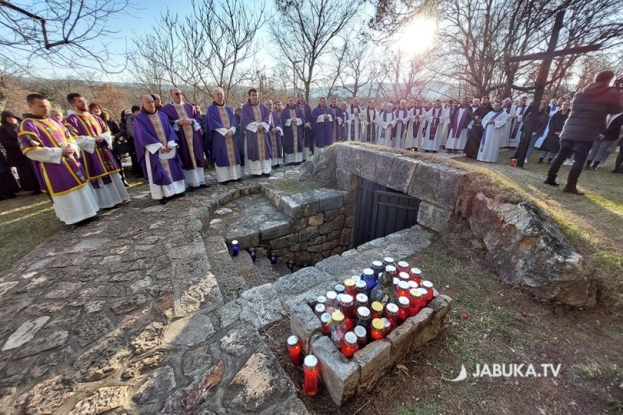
[271,178,316,194]
[397,404,443,415]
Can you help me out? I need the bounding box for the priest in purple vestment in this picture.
[281,96,305,164]
[265,99,284,167]
[18,93,99,225]
[295,92,313,160]
[161,88,207,190]
[65,93,129,209]
[328,97,344,144]
[312,97,334,150]
[206,87,241,184]
[134,95,186,204]
[241,88,272,176]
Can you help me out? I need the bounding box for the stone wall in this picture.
[236,186,356,266]
[303,143,596,307]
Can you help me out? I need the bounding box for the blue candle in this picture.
[249,247,257,262]
[231,240,240,257]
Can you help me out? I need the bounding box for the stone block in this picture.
[270,234,299,250]
[289,242,309,252]
[386,156,418,193]
[407,162,464,209]
[354,148,378,182]
[417,201,451,233]
[386,308,434,364]
[324,208,340,222]
[302,201,320,217]
[373,151,399,187]
[162,313,215,347]
[322,239,340,251]
[273,267,329,299]
[299,226,319,242]
[315,255,354,276]
[308,213,324,226]
[353,340,392,394]
[336,169,357,192]
[294,251,312,265]
[292,217,308,232]
[332,214,346,230]
[280,195,303,219]
[225,228,260,249]
[311,336,360,406]
[2,316,50,351]
[290,302,322,353]
[239,284,286,329]
[259,221,291,241]
[307,244,322,253]
[318,223,333,235]
[319,193,345,212]
[310,235,327,245]
[327,230,342,241]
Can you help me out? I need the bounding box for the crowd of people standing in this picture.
[1,73,621,223]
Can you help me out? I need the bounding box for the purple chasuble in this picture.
[280,105,304,154]
[295,102,313,146]
[65,113,118,188]
[133,110,185,186]
[161,102,205,170]
[241,102,272,161]
[312,105,333,148]
[18,116,89,196]
[206,103,240,167]
[329,105,343,143]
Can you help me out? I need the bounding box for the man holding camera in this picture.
[544,70,623,195]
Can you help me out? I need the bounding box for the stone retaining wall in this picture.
[223,185,356,267]
[302,143,596,307]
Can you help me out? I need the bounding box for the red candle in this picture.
[408,288,422,316]
[396,280,410,299]
[371,301,384,319]
[397,261,410,274]
[409,267,422,284]
[287,335,301,366]
[339,294,354,318]
[422,280,434,302]
[344,279,357,297]
[320,312,331,335]
[371,318,385,340]
[303,355,319,396]
[397,296,409,324]
[417,288,429,308]
[354,325,367,348]
[341,332,359,358]
[384,303,399,330]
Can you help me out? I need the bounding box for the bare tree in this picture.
[335,37,385,100]
[0,0,134,74]
[377,50,434,101]
[270,0,362,102]
[129,0,266,100]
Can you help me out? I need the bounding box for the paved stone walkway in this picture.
[0,166,310,415]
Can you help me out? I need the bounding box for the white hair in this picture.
[213,87,225,95]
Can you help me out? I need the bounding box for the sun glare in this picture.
[394,16,438,56]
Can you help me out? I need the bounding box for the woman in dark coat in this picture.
[101,111,130,186]
[0,110,40,194]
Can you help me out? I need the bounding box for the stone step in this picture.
[203,235,248,302]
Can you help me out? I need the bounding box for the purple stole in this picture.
[411,107,425,137]
[451,107,469,138]
[18,117,89,196]
[428,107,442,140]
[510,105,527,138]
[480,111,504,149]
[504,105,512,114]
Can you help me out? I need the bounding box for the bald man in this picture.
[133,95,186,204]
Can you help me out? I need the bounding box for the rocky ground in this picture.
[0,166,314,415]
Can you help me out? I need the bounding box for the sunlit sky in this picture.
[24,0,436,82]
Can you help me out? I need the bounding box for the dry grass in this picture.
[262,237,623,414]
[0,177,147,273]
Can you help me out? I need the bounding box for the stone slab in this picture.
[163,314,216,347]
[2,316,50,351]
[311,335,360,406]
[239,284,286,329]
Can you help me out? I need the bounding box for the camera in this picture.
[614,78,623,91]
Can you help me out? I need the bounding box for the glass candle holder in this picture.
[383,257,395,267]
[371,261,384,279]
[384,303,399,330]
[355,293,369,308]
[339,294,354,318]
[249,247,257,262]
[287,335,301,366]
[231,240,240,257]
[354,325,368,348]
[371,301,384,320]
[397,261,410,274]
[314,303,326,318]
[396,281,410,299]
[303,355,319,396]
[270,252,277,264]
[287,260,295,271]
[344,279,357,297]
[408,288,422,317]
[341,331,359,358]
[362,268,377,292]
[320,312,331,335]
[397,296,410,324]
[421,281,434,302]
[325,291,337,314]
[409,267,422,284]
[371,318,385,340]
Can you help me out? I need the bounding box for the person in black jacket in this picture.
[613,136,623,173]
[101,111,130,186]
[544,70,623,195]
[537,100,571,163]
[0,110,40,194]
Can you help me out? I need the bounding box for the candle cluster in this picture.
[316,258,435,357]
